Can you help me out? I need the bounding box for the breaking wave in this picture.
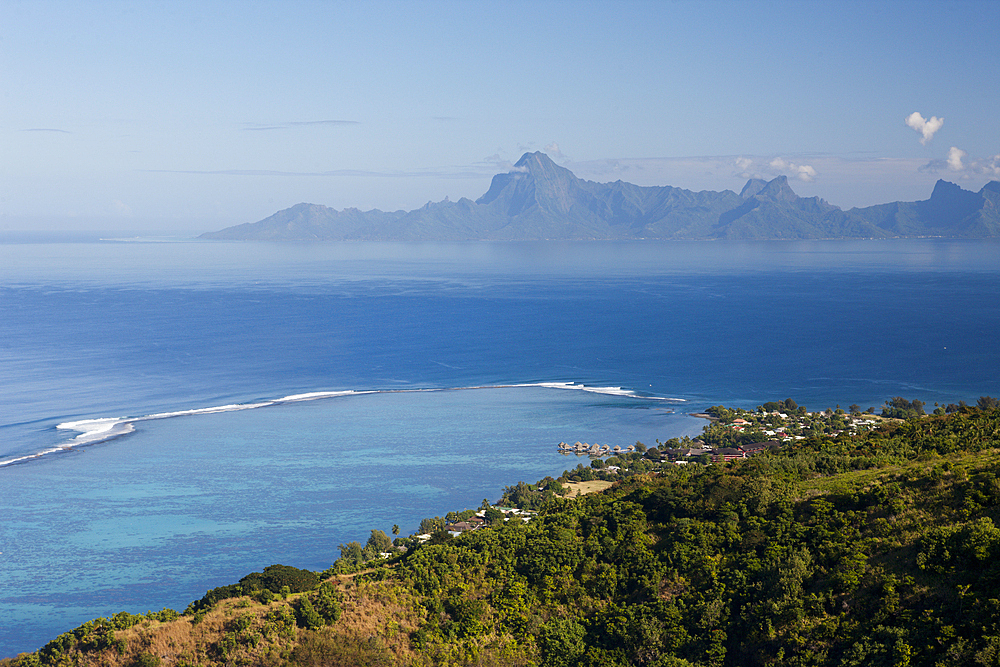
[1,383,683,467]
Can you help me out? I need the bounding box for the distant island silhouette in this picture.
[202,152,1000,241]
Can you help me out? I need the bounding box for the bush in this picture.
[366,529,392,553]
[132,653,161,667]
[240,564,320,594]
[428,529,453,545]
[419,516,446,534]
[484,506,505,524]
[538,618,587,667]
[918,517,1000,573]
[310,582,342,625]
[295,595,324,629]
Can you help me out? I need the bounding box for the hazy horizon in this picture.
[3,0,999,236]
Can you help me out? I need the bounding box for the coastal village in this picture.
[400,399,931,549]
[558,401,886,466]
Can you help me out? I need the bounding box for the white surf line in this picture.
[1,382,682,467]
[276,390,370,402]
[2,403,281,467]
[362,382,685,401]
[0,417,136,467]
[13,393,373,465]
[489,381,687,401]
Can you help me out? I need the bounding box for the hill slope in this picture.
[8,406,1000,667]
[201,152,1000,241]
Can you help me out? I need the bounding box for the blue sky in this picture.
[3,0,998,234]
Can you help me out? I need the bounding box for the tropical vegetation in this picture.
[6,400,1000,666]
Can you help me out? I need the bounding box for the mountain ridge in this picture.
[201,152,1000,240]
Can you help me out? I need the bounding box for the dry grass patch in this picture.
[53,595,306,667]
[563,480,613,497]
[335,579,424,662]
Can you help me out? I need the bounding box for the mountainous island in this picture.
[9,398,1000,667]
[201,152,1000,241]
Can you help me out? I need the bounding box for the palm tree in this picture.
[392,524,399,536]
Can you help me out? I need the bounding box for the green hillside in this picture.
[7,404,1000,667]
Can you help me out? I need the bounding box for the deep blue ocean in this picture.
[2,238,1000,656]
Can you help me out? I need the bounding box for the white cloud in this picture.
[986,155,1000,177]
[482,156,527,173]
[481,153,514,172]
[947,146,967,171]
[920,147,1000,177]
[905,112,944,145]
[544,142,567,160]
[770,157,818,182]
[735,156,817,182]
[733,157,754,175]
